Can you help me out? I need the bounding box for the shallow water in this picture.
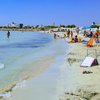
[7,36,69,100]
[0,31,54,89]
[0,31,69,100]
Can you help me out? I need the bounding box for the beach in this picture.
[0,0,100,99]
[0,30,100,100]
[6,38,69,100]
[9,33,100,100]
[53,38,100,100]
[59,42,100,99]
[0,31,69,100]
[5,39,68,100]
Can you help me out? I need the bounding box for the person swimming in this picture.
[7,31,10,39]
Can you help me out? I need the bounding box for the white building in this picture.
[7,22,19,28]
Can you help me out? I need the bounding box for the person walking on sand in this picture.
[7,31,10,39]
[67,29,70,38]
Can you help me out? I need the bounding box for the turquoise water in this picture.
[0,31,54,89]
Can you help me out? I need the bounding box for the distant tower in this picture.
[53,22,55,26]
[93,22,95,25]
[19,23,23,28]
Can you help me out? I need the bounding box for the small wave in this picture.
[0,92,11,98]
[13,80,27,90]
[0,63,4,70]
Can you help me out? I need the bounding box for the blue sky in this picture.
[0,0,100,26]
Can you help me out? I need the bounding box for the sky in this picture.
[0,0,100,26]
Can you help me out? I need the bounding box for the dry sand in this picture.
[60,43,100,100]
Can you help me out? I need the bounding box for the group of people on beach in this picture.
[60,29,74,38]
[65,29,82,43]
[85,29,100,47]
[68,35,82,43]
[85,29,99,42]
[53,27,100,47]
[69,28,100,47]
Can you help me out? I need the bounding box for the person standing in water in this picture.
[7,31,10,39]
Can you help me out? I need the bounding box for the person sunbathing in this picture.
[68,38,75,43]
[68,36,82,43]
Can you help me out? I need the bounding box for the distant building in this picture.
[8,22,19,28]
[3,22,34,29]
[7,22,24,28]
[19,24,23,28]
[53,22,55,26]
[23,25,33,28]
[91,22,100,28]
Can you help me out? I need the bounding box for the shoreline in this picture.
[6,40,65,100]
[0,28,49,32]
[6,39,68,100]
[0,55,56,99]
[0,31,54,99]
[0,36,68,100]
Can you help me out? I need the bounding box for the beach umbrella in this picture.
[82,26,90,30]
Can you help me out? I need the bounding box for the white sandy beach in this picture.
[60,43,100,100]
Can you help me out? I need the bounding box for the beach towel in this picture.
[82,41,88,44]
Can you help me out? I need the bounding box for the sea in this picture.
[0,31,68,99]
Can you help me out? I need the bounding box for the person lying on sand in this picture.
[68,35,82,43]
[68,38,75,43]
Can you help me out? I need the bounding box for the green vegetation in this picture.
[66,24,76,28]
[44,25,58,29]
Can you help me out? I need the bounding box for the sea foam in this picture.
[0,63,4,70]
[0,92,11,98]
